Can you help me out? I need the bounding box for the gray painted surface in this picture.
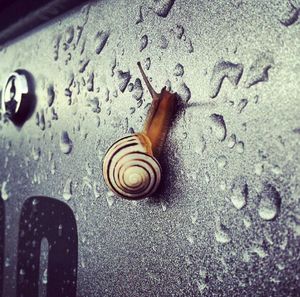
[0,0,300,296]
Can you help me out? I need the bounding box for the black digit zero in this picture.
[16,196,78,297]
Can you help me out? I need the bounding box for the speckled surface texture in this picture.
[0,0,300,296]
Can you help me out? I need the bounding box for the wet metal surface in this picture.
[0,0,300,296]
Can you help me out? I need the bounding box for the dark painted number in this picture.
[16,197,78,297]
[0,199,4,297]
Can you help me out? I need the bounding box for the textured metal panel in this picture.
[0,0,300,296]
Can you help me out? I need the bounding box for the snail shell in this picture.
[103,134,162,199]
[102,62,176,199]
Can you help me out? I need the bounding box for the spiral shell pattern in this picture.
[103,135,162,199]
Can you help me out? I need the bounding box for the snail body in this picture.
[102,62,177,199]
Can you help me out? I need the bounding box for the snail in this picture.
[102,62,177,199]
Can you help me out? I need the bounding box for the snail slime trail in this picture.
[102,62,177,200]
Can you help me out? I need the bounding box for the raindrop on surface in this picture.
[128,83,134,92]
[39,110,45,131]
[145,57,151,70]
[32,198,39,206]
[106,191,115,207]
[149,0,175,18]
[178,82,191,102]
[227,134,236,148]
[258,183,281,221]
[19,268,26,275]
[87,72,94,92]
[243,215,252,228]
[118,70,131,93]
[140,34,148,52]
[230,178,248,210]
[245,52,274,88]
[79,59,90,73]
[237,98,248,113]
[47,85,55,107]
[209,60,243,98]
[132,78,143,100]
[50,161,56,175]
[215,223,231,244]
[191,211,199,225]
[236,141,245,154]
[1,181,9,201]
[4,257,10,267]
[65,26,74,43]
[63,178,73,201]
[210,114,227,141]
[159,35,169,49]
[254,162,264,176]
[93,182,101,199]
[173,24,184,39]
[60,131,73,154]
[174,63,184,77]
[216,155,227,169]
[95,31,109,55]
[32,146,41,161]
[58,224,63,237]
[42,268,48,284]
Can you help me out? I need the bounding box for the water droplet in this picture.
[39,110,45,131]
[245,52,274,88]
[42,268,48,284]
[215,222,231,244]
[237,98,248,113]
[79,59,90,73]
[95,31,109,55]
[236,141,244,154]
[32,198,39,206]
[118,70,131,93]
[32,146,41,161]
[93,182,101,199]
[132,78,143,100]
[63,178,73,201]
[106,191,115,207]
[1,181,9,200]
[227,134,236,148]
[258,184,281,221]
[60,131,73,154]
[173,24,184,39]
[159,35,169,49]
[174,63,184,77]
[204,172,210,183]
[178,82,191,102]
[186,233,195,244]
[230,178,248,210]
[243,215,252,228]
[19,268,26,276]
[87,72,94,92]
[149,0,175,18]
[4,257,10,267]
[87,97,100,113]
[140,34,148,52]
[210,114,227,141]
[280,4,300,27]
[254,162,264,176]
[53,35,61,61]
[250,245,267,258]
[47,85,55,107]
[58,224,63,237]
[191,211,199,225]
[210,60,243,98]
[216,155,227,169]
